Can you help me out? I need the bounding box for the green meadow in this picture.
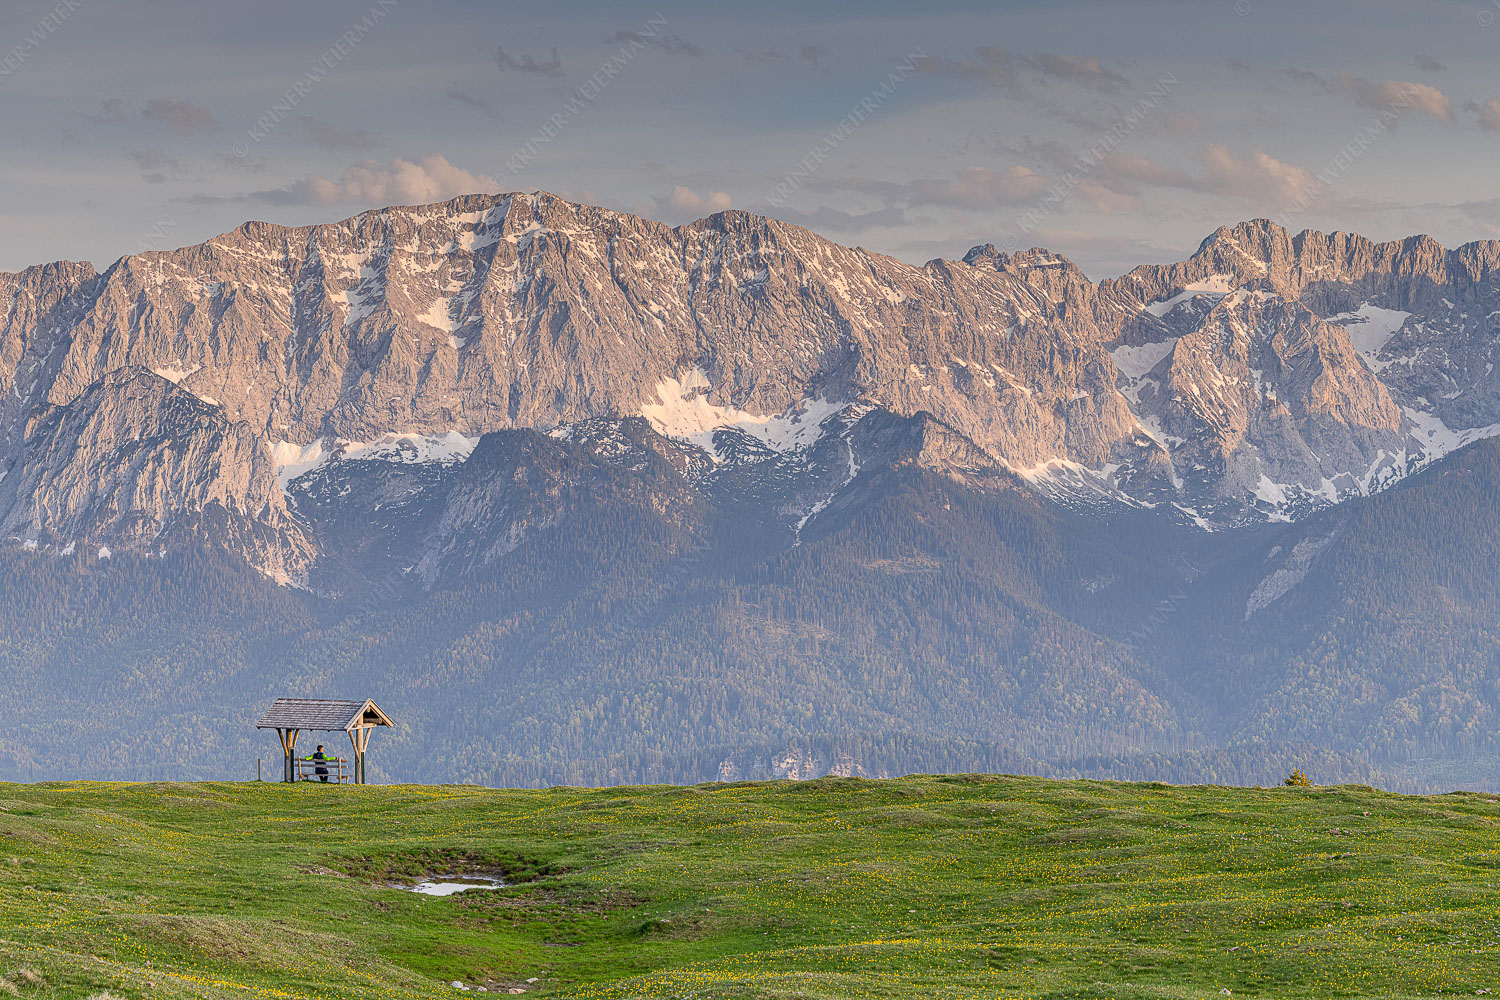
[1,776,1498,999]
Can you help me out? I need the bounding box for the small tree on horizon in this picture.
[1284,768,1312,787]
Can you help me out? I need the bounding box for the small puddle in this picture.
[398,874,506,897]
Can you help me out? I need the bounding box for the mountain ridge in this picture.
[4,192,1500,582]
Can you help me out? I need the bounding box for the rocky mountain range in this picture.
[3,192,1498,576]
[2,191,1499,789]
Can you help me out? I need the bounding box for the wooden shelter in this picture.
[256,698,393,784]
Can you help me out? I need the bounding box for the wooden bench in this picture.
[294,755,351,783]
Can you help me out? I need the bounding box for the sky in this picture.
[4,0,1500,278]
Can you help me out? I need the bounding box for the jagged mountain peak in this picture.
[960,242,1006,267]
[1182,219,1479,295]
[0,257,99,284]
[962,242,1083,275]
[682,207,763,233]
[1194,218,1292,255]
[1192,218,1446,263]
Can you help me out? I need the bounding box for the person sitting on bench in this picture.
[311,745,331,783]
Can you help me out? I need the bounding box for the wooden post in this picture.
[349,726,373,784]
[278,728,300,782]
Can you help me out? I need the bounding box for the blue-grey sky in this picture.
[4,0,1500,277]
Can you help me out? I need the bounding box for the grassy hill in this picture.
[1,776,1499,999]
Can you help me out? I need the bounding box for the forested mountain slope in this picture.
[1,421,1494,790]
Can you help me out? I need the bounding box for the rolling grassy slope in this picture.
[1,776,1499,998]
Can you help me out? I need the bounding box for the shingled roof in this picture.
[255,698,392,732]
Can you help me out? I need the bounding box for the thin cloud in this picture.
[446,87,500,119]
[141,97,217,135]
[252,154,500,206]
[609,30,701,57]
[904,166,1051,207]
[820,166,1052,210]
[655,185,731,216]
[799,45,830,67]
[211,150,267,173]
[125,147,181,184]
[760,203,909,234]
[735,48,784,64]
[1092,145,1321,206]
[1330,71,1451,120]
[1469,98,1500,132]
[912,46,1021,90]
[829,144,1323,222]
[493,46,563,76]
[913,46,1128,93]
[1293,69,1452,122]
[1159,111,1202,135]
[734,45,830,67]
[1005,144,1184,210]
[178,192,240,206]
[1191,144,1320,204]
[84,98,128,124]
[1453,196,1500,232]
[1030,53,1127,91]
[1414,54,1447,72]
[1075,180,1139,214]
[1083,153,1193,202]
[297,117,377,151]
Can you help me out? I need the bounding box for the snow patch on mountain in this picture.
[1252,474,1288,506]
[271,439,334,488]
[152,365,202,384]
[1112,338,1179,378]
[1014,457,1166,517]
[1142,275,1235,317]
[328,254,382,328]
[1328,304,1411,371]
[1403,407,1500,464]
[272,431,479,489]
[345,431,479,465]
[641,368,847,460]
[151,364,222,406]
[793,433,860,543]
[1011,456,1088,481]
[417,296,456,333]
[1245,533,1336,619]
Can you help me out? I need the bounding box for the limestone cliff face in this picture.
[1093,219,1500,516]
[1129,292,1405,502]
[0,260,102,459]
[16,193,1140,473]
[0,367,312,582]
[1,198,1499,575]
